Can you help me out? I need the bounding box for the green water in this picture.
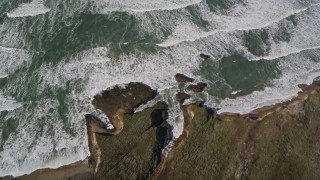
[197,55,281,98]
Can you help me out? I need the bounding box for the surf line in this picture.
[99,0,203,13]
[251,45,320,61]
[129,0,203,12]
[157,6,310,47]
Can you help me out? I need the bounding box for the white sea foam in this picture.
[231,91,241,95]
[0,97,89,177]
[78,47,111,64]
[158,0,316,47]
[251,45,320,61]
[0,93,22,112]
[0,46,31,75]
[6,0,51,18]
[94,0,202,13]
[0,73,8,79]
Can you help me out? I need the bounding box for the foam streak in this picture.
[158,6,311,47]
[251,45,320,61]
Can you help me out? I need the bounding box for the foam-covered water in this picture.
[6,0,51,18]
[94,0,202,13]
[0,94,22,112]
[0,0,320,177]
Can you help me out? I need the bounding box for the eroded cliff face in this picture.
[86,78,320,180]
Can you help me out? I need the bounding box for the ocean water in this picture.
[0,0,320,176]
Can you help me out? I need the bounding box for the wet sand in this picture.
[16,160,92,180]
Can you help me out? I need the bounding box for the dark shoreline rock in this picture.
[187,82,207,92]
[90,82,157,135]
[175,92,191,104]
[174,73,194,83]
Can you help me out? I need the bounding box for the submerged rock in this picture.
[174,73,194,83]
[187,82,207,92]
[200,53,210,59]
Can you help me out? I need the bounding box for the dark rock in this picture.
[90,82,157,135]
[92,82,157,116]
[176,92,191,104]
[248,113,259,120]
[174,73,194,83]
[187,82,207,92]
[200,53,210,59]
[198,102,220,119]
[150,102,168,127]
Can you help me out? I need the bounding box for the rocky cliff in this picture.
[86,78,320,179]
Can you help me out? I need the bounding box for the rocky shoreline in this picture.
[10,74,320,179]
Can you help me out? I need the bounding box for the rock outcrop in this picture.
[90,82,157,135]
[174,73,194,83]
[187,82,207,92]
[175,92,191,104]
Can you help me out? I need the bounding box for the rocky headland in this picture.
[84,74,320,179]
[13,75,320,180]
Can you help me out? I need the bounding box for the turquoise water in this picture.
[0,0,320,176]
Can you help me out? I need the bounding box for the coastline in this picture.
[6,78,320,179]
